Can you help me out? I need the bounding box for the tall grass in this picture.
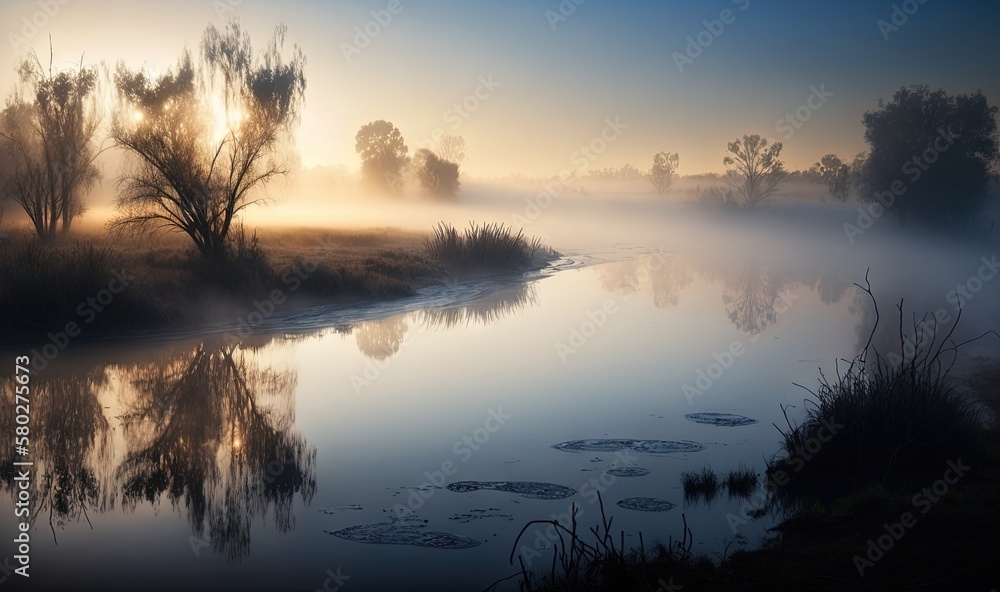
[724,464,758,498]
[424,221,546,272]
[189,224,275,295]
[768,273,993,501]
[491,492,710,592]
[0,240,160,336]
[681,464,720,503]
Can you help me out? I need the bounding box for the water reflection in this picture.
[355,315,410,360]
[0,371,115,538]
[115,341,316,562]
[598,255,694,308]
[598,260,641,295]
[1,341,316,562]
[417,281,538,329]
[650,256,693,308]
[595,253,856,336]
[721,264,792,336]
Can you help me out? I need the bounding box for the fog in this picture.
[3,2,999,590]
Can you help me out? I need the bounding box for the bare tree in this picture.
[0,49,103,241]
[722,134,787,206]
[110,21,306,260]
[649,151,679,196]
[436,134,465,163]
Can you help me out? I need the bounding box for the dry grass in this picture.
[424,221,547,273]
[0,226,449,342]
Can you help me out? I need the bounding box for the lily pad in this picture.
[328,522,480,549]
[446,481,576,500]
[552,439,706,454]
[606,466,651,478]
[616,497,677,512]
[684,413,758,427]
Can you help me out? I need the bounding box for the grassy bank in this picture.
[0,223,550,343]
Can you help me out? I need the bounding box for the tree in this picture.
[110,21,306,260]
[722,134,787,206]
[0,51,103,241]
[412,148,460,197]
[857,85,999,225]
[649,151,679,196]
[618,164,644,182]
[436,134,465,163]
[812,154,851,201]
[355,120,408,193]
[849,152,867,194]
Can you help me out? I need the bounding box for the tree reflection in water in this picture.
[113,341,316,562]
[355,314,410,360]
[721,264,792,336]
[0,371,115,540]
[418,281,539,330]
[0,343,316,560]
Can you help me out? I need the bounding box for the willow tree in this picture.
[0,51,103,241]
[110,21,306,260]
[722,134,787,206]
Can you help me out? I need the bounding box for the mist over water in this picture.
[4,182,998,589]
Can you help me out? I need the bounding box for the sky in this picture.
[1,0,998,178]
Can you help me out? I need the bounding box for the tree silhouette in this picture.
[649,151,679,196]
[0,371,114,539]
[436,134,465,163]
[355,120,408,194]
[110,21,306,260]
[722,134,787,206]
[0,49,103,241]
[811,154,851,201]
[413,148,460,197]
[857,85,999,225]
[116,341,316,562]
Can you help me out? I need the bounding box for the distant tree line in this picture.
[1,29,998,257]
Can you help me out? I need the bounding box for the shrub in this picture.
[768,276,990,502]
[424,221,546,272]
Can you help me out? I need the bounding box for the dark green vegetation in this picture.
[424,222,547,273]
[857,85,999,226]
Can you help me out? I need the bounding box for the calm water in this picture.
[3,207,999,591]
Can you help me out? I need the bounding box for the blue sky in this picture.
[2,0,997,176]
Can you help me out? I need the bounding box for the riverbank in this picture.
[0,225,549,345]
[507,354,1000,591]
